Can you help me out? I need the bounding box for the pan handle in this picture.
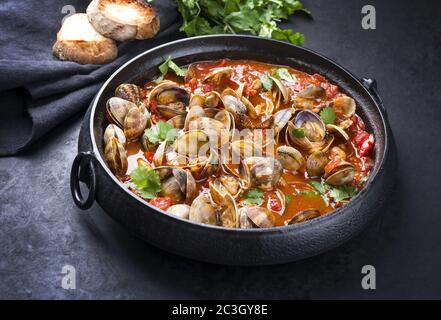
[361,78,387,118]
[70,152,97,210]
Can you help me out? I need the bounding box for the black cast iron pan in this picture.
[70,35,396,265]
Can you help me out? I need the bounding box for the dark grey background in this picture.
[1,0,440,299]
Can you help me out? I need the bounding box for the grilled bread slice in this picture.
[53,13,118,64]
[87,0,160,42]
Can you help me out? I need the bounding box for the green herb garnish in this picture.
[273,68,297,83]
[309,181,328,194]
[300,190,319,198]
[272,28,305,46]
[309,181,329,205]
[309,180,358,204]
[156,56,187,82]
[329,184,358,202]
[320,107,336,125]
[129,166,161,199]
[260,73,273,91]
[285,194,294,205]
[145,121,179,145]
[174,0,309,45]
[242,188,264,205]
[292,127,306,138]
[359,175,369,185]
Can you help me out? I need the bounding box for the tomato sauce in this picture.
[115,59,374,226]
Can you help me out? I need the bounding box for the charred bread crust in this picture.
[52,39,118,65]
[52,13,118,65]
[87,0,160,42]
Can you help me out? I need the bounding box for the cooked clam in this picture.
[288,209,321,224]
[222,93,247,115]
[240,157,283,190]
[286,110,332,153]
[326,124,349,141]
[184,105,205,130]
[274,108,294,136]
[104,137,128,176]
[245,207,275,228]
[189,95,205,107]
[220,193,238,228]
[167,204,190,219]
[167,114,186,129]
[156,103,187,119]
[277,146,305,171]
[270,76,289,103]
[204,67,233,83]
[115,83,140,106]
[148,80,190,106]
[159,168,197,204]
[238,208,254,229]
[205,91,220,108]
[123,106,148,141]
[331,95,356,118]
[294,85,327,109]
[106,97,136,128]
[330,146,347,160]
[231,139,263,162]
[104,124,126,147]
[324,160,355,186]
[189,193,217,225]
[175,130,210,157]
[209,175,241,205]
[306,151,329,177]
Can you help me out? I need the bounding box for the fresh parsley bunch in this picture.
[174,0,310,45]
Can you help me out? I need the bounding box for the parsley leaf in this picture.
[329,185,358,202]
[145,121,179,145]
[274,68,297,83]
[320,107,336,125]
[174,0,308,45]
[130,166,161,199]
[157,56,187,82]
[300,190,319,198]
[272,28,305,45]
[309,181,330,205]
[292,127,306,138]
[261,74,273,91]
[359,175,369,185]
[310,181,328,194]
[242,188,264,205]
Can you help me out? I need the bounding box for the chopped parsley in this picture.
[129,166,162,199]
[242,188,264,205]
[319,107,336,125]
[144,121,179,145]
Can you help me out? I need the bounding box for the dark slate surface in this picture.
[1,0,440,299]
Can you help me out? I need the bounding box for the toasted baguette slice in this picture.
[53,13,118,64]
[87,0,160,42]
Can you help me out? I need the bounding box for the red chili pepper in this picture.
[354,131,374,156]
[149,197,172,211]
[144,151,155,163]
[269,197,282,212]
[359,134,374,156]
[354,131,370,146]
